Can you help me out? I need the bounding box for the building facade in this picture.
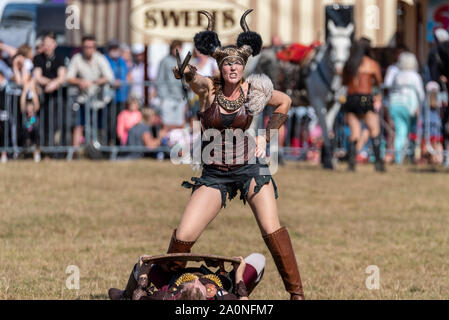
[66,0,447,63]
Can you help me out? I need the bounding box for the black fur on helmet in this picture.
[194,11,221,56]
[236,9,262,56]
[194,9,262,65]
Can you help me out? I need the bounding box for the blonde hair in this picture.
[16,44,33,58]
[126,94,141,108]
[142,108,155,123]
[178,285,206,300]
[398,52,418,72]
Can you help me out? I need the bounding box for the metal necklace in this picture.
[217,86,245,112]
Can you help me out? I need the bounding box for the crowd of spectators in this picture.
[1,28,449,167]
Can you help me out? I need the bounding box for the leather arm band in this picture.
[265,112,288,143]
[235,280,248,298]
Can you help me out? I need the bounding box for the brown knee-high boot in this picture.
[263,226,305,300]
[163,229,195,272]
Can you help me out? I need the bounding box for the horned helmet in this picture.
[193,9,263,68]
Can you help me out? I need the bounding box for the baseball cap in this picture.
[132,43,145,55]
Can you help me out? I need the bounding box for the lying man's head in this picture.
[178,278,207,300]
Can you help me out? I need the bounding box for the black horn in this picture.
[240,9,253,32]
[237,9,262,56]
[199,10,215,31]
[194,10,221,56]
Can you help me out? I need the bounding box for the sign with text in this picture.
[130,0,249,40]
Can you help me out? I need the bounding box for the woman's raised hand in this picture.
[173,65,192,80]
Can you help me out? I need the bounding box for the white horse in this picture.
[297,20,354,169]
[256,20,354,169]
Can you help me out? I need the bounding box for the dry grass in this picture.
[0,160,448,300]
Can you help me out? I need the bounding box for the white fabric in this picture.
[24,59,34,73]
[388,70,425,116]
[66,51,114,83]
[384,64,400,88]
[244,253,266,282]
[158,98,186,126]
[132,43,145,55]
[196,57,218,77]
[130,62,145,101]
[435,28,449,42]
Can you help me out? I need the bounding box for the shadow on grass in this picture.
[408,166,449,174]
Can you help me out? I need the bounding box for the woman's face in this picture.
[221,60,244,85]
[128,100,139,111]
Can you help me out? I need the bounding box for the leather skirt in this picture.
[342,94,374,116]
[182,162,278,208]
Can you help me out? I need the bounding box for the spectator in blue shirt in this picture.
[106,40,129,108]
[106,40,130,145]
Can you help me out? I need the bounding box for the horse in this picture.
[278,20,354,169]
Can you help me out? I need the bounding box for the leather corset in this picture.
[197,98,255,171]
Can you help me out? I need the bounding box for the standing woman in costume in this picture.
[165,10,305,300]
[342,37,385,172]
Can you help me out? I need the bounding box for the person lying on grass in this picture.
[108,253,265,300]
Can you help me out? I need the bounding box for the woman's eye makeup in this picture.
[224,61,243,67]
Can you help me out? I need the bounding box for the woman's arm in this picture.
[373,61,383,86]
[267,89,291,114]
[173,65,213,111]
[12,56,24,85]
[0,42,17,57]
[264,89,291,142]
[142,131,161,149]
[253,90,291,158]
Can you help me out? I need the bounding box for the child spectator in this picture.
[423,81,444,164]
[20,80,40,162]
[116,95,142,145]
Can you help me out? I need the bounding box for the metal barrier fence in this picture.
[1,81,448,165]
[1,83,83,159]
[0,81,171,161]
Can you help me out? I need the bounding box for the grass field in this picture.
[1,160,448,300]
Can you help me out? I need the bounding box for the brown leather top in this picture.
[198,98,256,171]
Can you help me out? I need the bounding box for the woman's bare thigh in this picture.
[246,178,281,236]
[176,185,223,242]
[364,111,380,137]
[347,112,362,142]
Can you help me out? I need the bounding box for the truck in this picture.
[0,0,66,49]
